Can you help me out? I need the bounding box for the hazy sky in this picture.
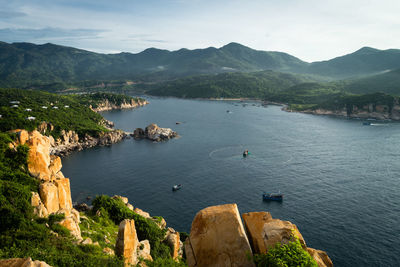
[1,0,399,62]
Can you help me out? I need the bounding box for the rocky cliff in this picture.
[11,129,82,241]
[90,98,148,112]
[36,121,127,157]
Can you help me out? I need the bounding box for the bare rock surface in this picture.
[307,248,333,267]
[0,257,52,267]
[242,211,306,253]
[115,219,139,267]
[133,123,178,141]
[185,203,254,267]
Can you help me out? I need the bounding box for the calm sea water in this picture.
[62,97,400,267]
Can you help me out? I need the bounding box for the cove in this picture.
[62,97,400,267]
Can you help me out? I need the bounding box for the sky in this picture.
[0,0,400,62]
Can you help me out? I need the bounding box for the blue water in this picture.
[62,97,400,267]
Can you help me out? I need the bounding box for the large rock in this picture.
[134,207,150,219]
[0,257,52,267]
[13,129,29,145]
[31,192,49,217]
[165,228,181,260]
[112,195,129,204]
[55,178,72,210]
[242,211,306,253]
[307,248,333,267]
[137,240,153,262]
[144,123,178,141]
[27,131,52,180]
[58,211,82,241]
[185,204,254,267]
[49,155,62,177]
[39,182,59,214]
[116,219,139,267]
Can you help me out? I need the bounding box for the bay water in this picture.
[62,97,400,266]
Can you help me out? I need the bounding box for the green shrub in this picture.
[48,213,66,225]
[253,239,318,267]
[0,180,32,232]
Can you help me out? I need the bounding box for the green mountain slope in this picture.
[2,41,400,94]
[0,41,307,89]
[307,47,400,79]
[145,70,314,98]
[342,69,400,95]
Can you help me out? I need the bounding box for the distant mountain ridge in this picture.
[1,41,400,89]
[0,41,306,88]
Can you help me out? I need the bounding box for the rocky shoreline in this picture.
[36,121,128,157]
[283,103,400,121]
[91,98,149,112]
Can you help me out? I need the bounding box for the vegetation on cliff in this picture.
[0,133,124,266]
[73,92,145,109]
[289,92,397,113]
[92,195,178,261]
[0,88,107,138]
[0,89,145,139]
[253,239,318,267]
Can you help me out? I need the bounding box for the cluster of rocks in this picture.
[133,123,178,142]
[35,122,127,157]
[10,129,82,241]
[90,98,148,112]
[185,204,332,267]
[110,195,182,266]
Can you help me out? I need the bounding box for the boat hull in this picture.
[263,193,283,201]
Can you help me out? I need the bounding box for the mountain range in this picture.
[2,41,400,89]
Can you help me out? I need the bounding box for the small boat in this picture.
[263,192,283,201]
[363,122,371,125]
[172,184,182,191]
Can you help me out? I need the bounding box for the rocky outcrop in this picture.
[133,124,178,142]
[0,257,52,267]
[112,195,129,204]
[165,228,182,260]
[307,248,333,267]
[49,129,127,157]
[90,98,148,112]
[185,204,254,267]
[39,182,60,214]
[185,205,332,267]
[242,211,306,253]
[137,240,153,262]
[31,192,48,217]
[115,219,139,267]
[12,129,82,240]
[134,208,151,219]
